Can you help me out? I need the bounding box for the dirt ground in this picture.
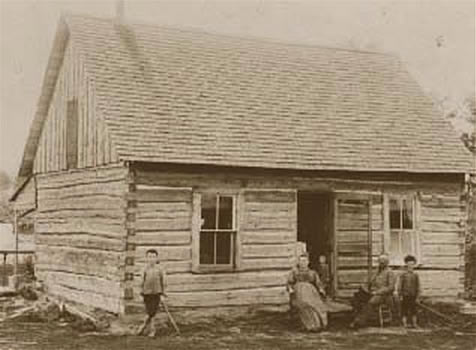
[1,309,475,350]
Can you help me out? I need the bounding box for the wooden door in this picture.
[333,194,373,298]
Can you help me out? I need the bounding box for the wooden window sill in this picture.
[192,265,237,274]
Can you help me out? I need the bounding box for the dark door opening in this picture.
[297,191,333,283]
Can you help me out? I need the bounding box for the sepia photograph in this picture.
[0,0,475,349]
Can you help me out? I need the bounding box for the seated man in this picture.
[350,254,396,328]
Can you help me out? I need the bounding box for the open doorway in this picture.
[297,191,334,288]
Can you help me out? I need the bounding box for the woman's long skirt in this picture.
[291,282,328,332]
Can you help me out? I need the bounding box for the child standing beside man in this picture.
[397,255,421,328]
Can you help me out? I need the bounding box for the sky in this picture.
[0,0,475,179]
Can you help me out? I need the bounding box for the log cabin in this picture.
[10,14,473,315]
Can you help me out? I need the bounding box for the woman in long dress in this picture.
[287,253,328,332]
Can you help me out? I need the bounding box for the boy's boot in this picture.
[411,316,418,328]
[137,316,150,336]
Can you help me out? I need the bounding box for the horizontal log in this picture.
[242,217,296,231]
[129,286,288,308]
[421,222,461,232]
[129,231,191,246]
[244,191,295,203]
[135,202,190,216]
[133,260,192,274]
[420,256,463,269]
[46,280,121,313]
[42,270,122,298]
[135,170,243,189]
[132,270,287,293]
[421,207,465,221]
[420,198,465,209]
[244,202,295,213]
[135,245,191,262]
[130,189,192,203]
[36,164,126,190]
[136,210,190,222]
[36,208,125,220]
[421,243,463,257]
[241,243,295,259]
[135,216,191,231]
[36,233,125,252]
[336,230,383,243]
[338,205,369,215]
[241,231,296,244]
[245,210,295,220]
[38,195,126,212]
[36,245,123,277]
[337,256,379,268]
[337,270,369,284]
[240,257,293,271]
[420,231,464,244]
[35,219,126,237]
[37,182,126,200]
[337,242,381,255]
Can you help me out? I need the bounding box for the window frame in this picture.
[193,191,239,273]
[385,194,420,266]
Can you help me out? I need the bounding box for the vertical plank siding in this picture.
[32,40,118,174]
[35,164,128,313]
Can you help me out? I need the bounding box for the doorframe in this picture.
[297,190,335,294]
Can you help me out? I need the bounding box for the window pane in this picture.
[201,194,217,229]
[216,233,232,264]
[402,230,413,255]
[218,196,234,229]
[200,231,214,264]
[389,199,401,229]
[390,231,400,259]
[402,198,413,229]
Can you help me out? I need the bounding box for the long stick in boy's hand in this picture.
[162,299,180,334]
[416,301,455,324]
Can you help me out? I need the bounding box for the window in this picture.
[199,194,236,267]
[66,99,79,169]
[388,196,418,263]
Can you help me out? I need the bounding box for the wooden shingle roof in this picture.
[19,14,473,178]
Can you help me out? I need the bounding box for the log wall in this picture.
[32,39,118,174]
[123,168,293,313]
[128,165,466,305]
[35,164,128,313]
[32,163,466,315]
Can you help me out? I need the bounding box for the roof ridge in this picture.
[62,12,399,59]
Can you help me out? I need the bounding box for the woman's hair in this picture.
[404,255,417,264]
[299,253,309,259]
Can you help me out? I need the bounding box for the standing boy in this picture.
[397,255,421,328]
[138,249,167,337]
